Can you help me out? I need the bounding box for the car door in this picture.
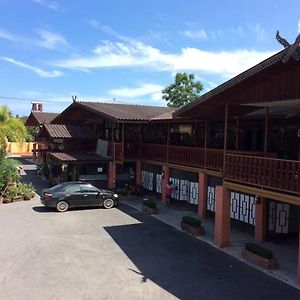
[80,184,101,206]
[66,184,83,207]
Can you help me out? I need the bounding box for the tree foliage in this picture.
[162,72,203,108]
[0,106,28,142]
[0,159,20,191]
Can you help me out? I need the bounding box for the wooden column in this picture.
[161,165,169,205]
[297,217,300,284]
[255,197,268,241]
[263,107,269,155]
[214,185,231,247]
[121,122,125,161]
[235,117,239,150]
[223,104,229,171]
[198,173,207,218]
[108,161,116,189]
[204,121,207,169]
[138,124,142,158]
[136,160,142,186]
[166,123,170,163]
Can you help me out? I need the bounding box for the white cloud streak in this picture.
[109,83,164,104]
[0,57,63,78]
[182,29,208,40]
[0,27,16,41]
[33,0,59,11]
[54,37,275,78]
[36,29,68,49]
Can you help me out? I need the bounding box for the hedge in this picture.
[143,199,157,209]
[245,242,274,259]
[182,216,202,228]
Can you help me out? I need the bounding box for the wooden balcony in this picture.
[225,154,300,194]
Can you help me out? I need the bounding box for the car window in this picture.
[49,184,66,192]
[80,184,99,193]
[67,185,81,194]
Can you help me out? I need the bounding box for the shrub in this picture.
[245,242,274,259]
[143,199,157,209]
[3,182,35,200]
[182,216,202,228]
[0,159,21,191]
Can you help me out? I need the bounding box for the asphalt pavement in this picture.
[0,157,299,299]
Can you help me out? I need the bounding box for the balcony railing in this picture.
[225,154,300,194]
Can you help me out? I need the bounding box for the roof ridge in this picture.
[77,100,174,109]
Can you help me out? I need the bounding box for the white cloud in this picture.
[109,83,164,100]
[0,27,16,41]
[0,57,63,78]
[36,29,68,49]
[54,36,275,78]
[246,23,266,41]
[182,29,208,40]
[86,19,100,29]
[33,0,59,11]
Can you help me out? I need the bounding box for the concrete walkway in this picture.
[122,196,299,290]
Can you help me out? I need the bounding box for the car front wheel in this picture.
[56,200,69,212]
[103,198,114,209]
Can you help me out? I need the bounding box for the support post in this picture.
[136,160,141,186]
[297,220,300,284]
[161,165,169,205]
[166,123,170,162]
[235,117,239,150]
[264,107,269,155]
[122,122,125,161]
[108,161,116,189]
[198,173,207,218]
[214,186,231,247]
[204,121,207,169]
[223,104,228,172]
[255,197,267,241]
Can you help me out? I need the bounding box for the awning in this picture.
[48,152,110,164]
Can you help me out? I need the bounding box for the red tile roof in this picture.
[25,112,59,126]
[75,101,176,121]
[49,152,108,163]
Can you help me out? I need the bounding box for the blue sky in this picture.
[0,0,299,116]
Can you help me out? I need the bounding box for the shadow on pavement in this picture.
[103,203,300,300]
[32,206,54,213]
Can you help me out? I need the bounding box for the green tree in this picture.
[0,105,29,159]
[162,72,203,108]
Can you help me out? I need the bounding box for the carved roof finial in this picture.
[276,30,300,63]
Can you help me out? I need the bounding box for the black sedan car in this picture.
[40,182,119,212]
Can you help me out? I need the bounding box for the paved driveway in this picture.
[0,158,300,300]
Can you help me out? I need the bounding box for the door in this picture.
[66,184,84,207]
[80,184,101,206]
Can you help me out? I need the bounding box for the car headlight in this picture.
[113,194,118,198]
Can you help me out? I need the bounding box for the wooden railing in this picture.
[140,143,167,161]
[225,154,300,194]
[168,145,205,168]
[124,142,139,158]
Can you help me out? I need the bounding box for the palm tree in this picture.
[0,105,28,160]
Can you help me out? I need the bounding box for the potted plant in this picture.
[181,216,204,236]
[142,199,159,214]
[242,242,278,269]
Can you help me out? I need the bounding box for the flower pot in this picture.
[12,196,24,202]
[142,205,159,215]
[181,221,204,236]
[242,248,278,269]
[2,197,12,204]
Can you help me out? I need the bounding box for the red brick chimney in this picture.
[31,101,43,112]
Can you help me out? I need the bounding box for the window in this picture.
[80,184,99,193]
[67,184,81,193]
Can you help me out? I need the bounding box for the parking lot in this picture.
[1,159,300,299]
